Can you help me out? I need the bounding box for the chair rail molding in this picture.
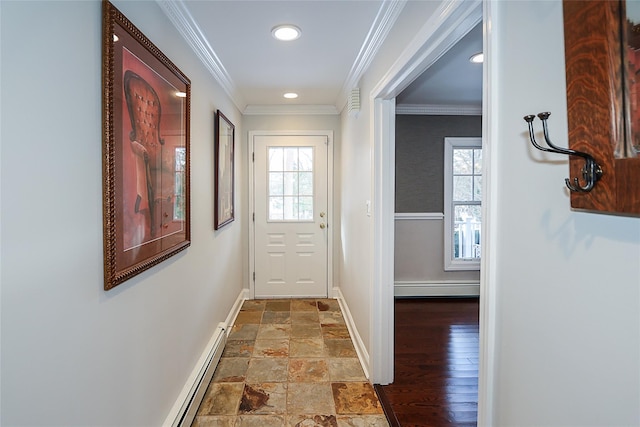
[395,212,444,220]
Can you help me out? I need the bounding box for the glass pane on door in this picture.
[268,146,314,221]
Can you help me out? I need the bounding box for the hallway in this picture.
[192,299,389,426]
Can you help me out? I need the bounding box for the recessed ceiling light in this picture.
[283,92,298,99]
[272,24,301,41]
[469,52,484,63]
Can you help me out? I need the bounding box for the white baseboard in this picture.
[163,288,248,427]
[394,280,480,297]
[333,287,371,380]
[224,289,250,336]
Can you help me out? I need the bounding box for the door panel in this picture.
[253,134,328,298]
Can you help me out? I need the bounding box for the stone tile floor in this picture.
[192,299,389,427]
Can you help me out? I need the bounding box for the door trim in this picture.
[248,130,334,299]
[368,0,483,386]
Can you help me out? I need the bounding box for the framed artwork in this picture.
[214,110,235,229]
[102,1,191,290]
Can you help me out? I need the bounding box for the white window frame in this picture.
[444,137,482,271]
[267,146,315,222]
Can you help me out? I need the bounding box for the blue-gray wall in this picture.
[395,114,481,213]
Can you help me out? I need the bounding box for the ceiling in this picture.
[396,22,483,107]
[168,1,483,113]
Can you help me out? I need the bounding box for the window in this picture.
[174,147,186,221]
[268,146,314,221]
[444,137,481,270]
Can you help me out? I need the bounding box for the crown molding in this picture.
[337,0,407,112]
[157,0,246,111]
[396,103,482,115]
[372,0,482,101]
[243,105,340,116]
[158,0,408,114]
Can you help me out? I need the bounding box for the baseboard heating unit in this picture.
[165,322,227,427]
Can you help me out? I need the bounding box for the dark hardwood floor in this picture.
[375,298,479,427]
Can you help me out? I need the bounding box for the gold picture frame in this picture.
[102,1,191,290]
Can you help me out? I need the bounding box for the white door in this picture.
[253,134,328,298]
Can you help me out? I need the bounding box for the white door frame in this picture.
[369,0,490,415]
[248,130,334,299]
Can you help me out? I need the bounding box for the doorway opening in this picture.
[369,0,483,388]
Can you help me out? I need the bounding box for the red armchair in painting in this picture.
[123,70,175,246]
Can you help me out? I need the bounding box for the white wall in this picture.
[339,104,374,352]
[487,1,640,425]
[0,1,244,425]
[338,0,443,368]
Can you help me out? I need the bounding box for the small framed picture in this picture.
[214,110,235,229]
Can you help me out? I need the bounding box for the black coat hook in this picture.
[523,112,602,192]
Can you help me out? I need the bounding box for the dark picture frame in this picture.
[214,110,235,229]
[102,1,191,290]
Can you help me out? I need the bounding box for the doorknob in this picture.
[320,212,326,218]
[320,223,326,229]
